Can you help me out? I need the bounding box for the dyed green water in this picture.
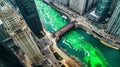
[35,1,68,32]
[57,29,109,67]
[35,0,120,67]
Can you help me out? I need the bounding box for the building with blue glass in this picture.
[88,0,113,22]
[10,0,43,38]
[0,43,23,67]
[107,0,120,36]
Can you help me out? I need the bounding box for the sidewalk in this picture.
[42,26,82,67]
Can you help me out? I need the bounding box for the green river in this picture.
[35,0,120,67]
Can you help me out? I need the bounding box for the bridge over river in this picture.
[35,0,120,67]
[52,21,77,40]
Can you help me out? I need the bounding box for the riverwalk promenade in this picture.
[42,26,82,67]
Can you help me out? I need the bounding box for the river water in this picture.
[35,0,120,67]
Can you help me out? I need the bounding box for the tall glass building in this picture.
[0,20,16,50]
[107,0,120,36]
[0,43,23,67]
[12,0,43,38]
[89,0,112,22]
[95,0,112,20]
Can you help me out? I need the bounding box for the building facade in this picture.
[69,0,87,15]
[108,0,118,17]
[12,0,43,38]
[68,0,98,15]
[55,0,69,6]
[88,0,112,22]
[85,0,98,12]
[107,0,120,36]
[48,0,98,15]
[0,43,23,67]
[0,20,9,42]
[0,20,16,50]
[0,0,44,65]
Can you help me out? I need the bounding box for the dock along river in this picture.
[35,0,120,67]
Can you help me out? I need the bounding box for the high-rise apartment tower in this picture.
[107,0,120,36]
[0,0,44,65]
[13,0,43,38]
[89,0,112,22]
[0,43,23,67]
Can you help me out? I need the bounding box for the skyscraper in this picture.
[0,0,44,65]
[0,20,9,42]
[0,43,23,67]
[69,0,98,15]
[69,0,87,15]
[85,0,98,12]
[0,20,16,50]
[12,0,43,38]
[55,0,69,6]
[107,0,120,36]
[89,0,112,22]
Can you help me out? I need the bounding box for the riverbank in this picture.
[35,0,120,67]
[100,40,119,50]
[43,0,120,50]
[42,26,82,67]
[76,24,120,50]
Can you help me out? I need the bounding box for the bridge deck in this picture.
[52,21,77,38]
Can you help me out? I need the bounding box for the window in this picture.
[0,2,4,7]
[20,18,22,20]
